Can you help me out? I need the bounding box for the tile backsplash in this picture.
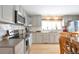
[0,23,25,41]
[0,23,25,30]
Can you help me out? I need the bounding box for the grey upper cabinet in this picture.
[14,5,19,11]
[23,9,27,23]
[0,5,27,24]
[15,5,24,16]
[27,15,32,26]
[2,5,15,23]
[19,6,24,16]
[0,6,2,19]
[25,13,27,26]
[31,15,42,27]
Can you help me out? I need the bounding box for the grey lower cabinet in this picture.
[32,33,36,43]
[32,32,60,44]
[54,32,60,43]
[49,33,55,43]
[14,39,25,54]
[2,5,15,23]
[0,39,25,54]
[42,33,50,43]
[35,33,41,43]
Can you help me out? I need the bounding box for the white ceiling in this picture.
[22,5,79,16]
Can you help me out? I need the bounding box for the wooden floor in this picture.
[29,44,60,54]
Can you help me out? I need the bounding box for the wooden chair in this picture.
[71,40,79,54]
[59,32,73,54]
[59,36,72,54]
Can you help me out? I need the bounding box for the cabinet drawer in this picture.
[0,48,13,54]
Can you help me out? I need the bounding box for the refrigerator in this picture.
[67,21,75,32]
[75,20,79,31]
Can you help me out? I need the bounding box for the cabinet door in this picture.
[36,33,42,43]
[25,13,27,26]
[39,33,43,43]
[0,6,2,19]
[15,39,25,54]
[49,33,55,43]
[32,33,36,43]
[54,33,60,43]
[35,33,39,43]
[31,15,41,27]
[42,33,49,43]
[14,5,24,15]
[14,5,19,11]
[19,6,24,15]
[27,15,32,25]
[2,5,14,23]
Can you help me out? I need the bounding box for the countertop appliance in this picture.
[7,30,19,39]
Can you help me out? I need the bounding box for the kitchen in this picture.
[0,5,32,54]
[0,5,79,54]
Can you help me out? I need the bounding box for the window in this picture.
[42,20,62,31]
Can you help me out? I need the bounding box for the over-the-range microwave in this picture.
[15,10,25,25]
